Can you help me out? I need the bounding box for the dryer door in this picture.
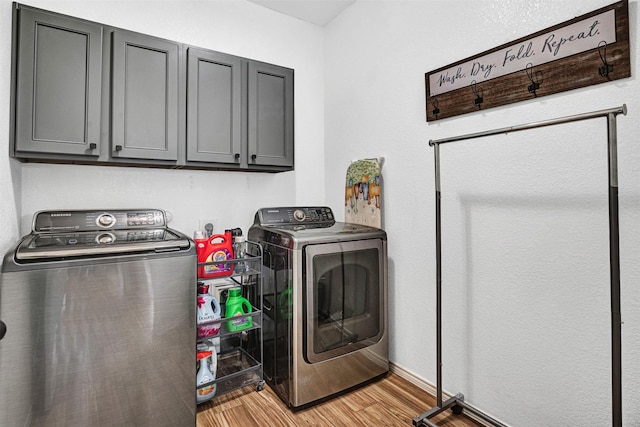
[303,239,385,364]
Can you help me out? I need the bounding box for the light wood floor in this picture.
[197,373,482,426]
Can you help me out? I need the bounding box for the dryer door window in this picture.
[304,239,384,364]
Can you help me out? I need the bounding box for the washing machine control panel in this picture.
[255,207,335,226]
[33,209,167,232]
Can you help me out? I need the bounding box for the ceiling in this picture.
[246,0,356,26]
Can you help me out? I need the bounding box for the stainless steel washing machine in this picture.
[0,209,196,426]
[248,206,388,409]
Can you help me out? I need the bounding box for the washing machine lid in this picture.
[14,209,191,261]
[15,229,190,260]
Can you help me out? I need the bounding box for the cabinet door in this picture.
[247,62,294,168]
[111,30,179,161]
[14,7,103,157]
[186,48,242,164]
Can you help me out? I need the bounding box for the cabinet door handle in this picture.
[251,154,257,161]
[234,153,240,161]
[115,145,123,152]
[89,143,97,150]
[0,321,6,341]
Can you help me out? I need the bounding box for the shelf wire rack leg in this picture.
[412,142,444,426]
[434,142,442,408]
[413,143,507,427]
[607,111,622,427]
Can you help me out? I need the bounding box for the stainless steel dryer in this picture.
[248,206,388,409]
[0,209,196,426]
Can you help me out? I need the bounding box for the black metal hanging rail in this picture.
[414,104,627,427]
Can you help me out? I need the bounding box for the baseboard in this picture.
[389,362,443,399]
[389,362,499,427]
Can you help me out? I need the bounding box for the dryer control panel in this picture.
[254,207,335,226]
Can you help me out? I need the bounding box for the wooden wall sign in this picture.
[425,0,630,121]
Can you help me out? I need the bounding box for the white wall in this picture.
[0,0,326,238]
[324,1,639,426]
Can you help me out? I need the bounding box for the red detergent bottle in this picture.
[195,230,234,278]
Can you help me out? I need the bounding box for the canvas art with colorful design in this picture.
[345,159,382,228]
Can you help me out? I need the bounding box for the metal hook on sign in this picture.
[471,80,483,109]
[525,63,542,97]
[430,95,440,119]
[598,41,614,80]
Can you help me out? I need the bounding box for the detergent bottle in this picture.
[194,230,207,250]
[194,231,208,277]
[196,230,234,278]
[196,283,221,338]
[225,287,253,332]
[196,351,216,403]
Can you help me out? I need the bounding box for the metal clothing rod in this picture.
[428,105,627,146]
[415,105,627,427]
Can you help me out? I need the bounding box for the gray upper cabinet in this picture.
[186,48,242,165]
[248,62,294,169]
[13,6,103,157]
[11,4,293,172]
[111,30,180,161]
[187,50,294,171]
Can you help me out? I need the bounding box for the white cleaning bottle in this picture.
[197,283,221,338]
[196,351,216,403]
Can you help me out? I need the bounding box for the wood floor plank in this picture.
[218,405,260,426]
[197,373,483,427]
[304,398,370,427]
[233,386,298,426]
[286,404,340,426]
[352,400,410,426]
[330,384,378,413]
[366,375,436,419]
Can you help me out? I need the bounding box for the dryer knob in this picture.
[96,233,115,244]
[97,214,115,227]
[293,209,306,222]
